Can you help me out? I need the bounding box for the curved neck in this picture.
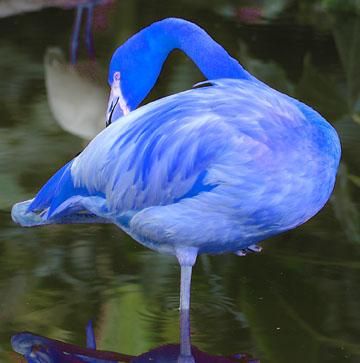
[153,18,251,80]
[109,18,253,110]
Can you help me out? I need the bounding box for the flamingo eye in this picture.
[114,71,121,81]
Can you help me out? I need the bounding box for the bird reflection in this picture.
[68,0,114,64]
[0,0,114,64]
[12,320,259,363]
[44,47,107,140]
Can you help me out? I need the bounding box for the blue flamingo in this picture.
[12,18,341,359]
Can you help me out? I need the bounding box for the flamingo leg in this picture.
[85,4,95,59]
[86,320,96,350]
[71,5,84,64]
[176,248,197,360]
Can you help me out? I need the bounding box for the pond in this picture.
[0,1,360,362]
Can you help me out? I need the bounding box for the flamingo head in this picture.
[106,71,130,126]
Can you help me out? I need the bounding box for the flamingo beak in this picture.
[106,71,130,127]
[106,94,122,126]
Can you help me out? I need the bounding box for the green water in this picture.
[0,1,360,362]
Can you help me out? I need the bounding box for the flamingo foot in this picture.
[235,244,263,256]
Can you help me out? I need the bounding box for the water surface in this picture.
[0,1,360,362]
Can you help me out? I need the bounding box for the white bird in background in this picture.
[44,47,107,140]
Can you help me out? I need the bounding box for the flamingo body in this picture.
[12,77,340,255]
[11,19,341,351]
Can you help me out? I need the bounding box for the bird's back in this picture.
[13,79,340,254]
[71,79,340,252]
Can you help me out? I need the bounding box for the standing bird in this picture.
[12,18,341,360]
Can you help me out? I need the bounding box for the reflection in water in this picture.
[0,0,103,17]
[44,47,107,140]
[12,320,259,363]
[0,0,113,64]
[69,0,115,64]
[218,1,289,23]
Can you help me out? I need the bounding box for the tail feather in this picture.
[12,160,109,227]
[46,162,92,219]
[27,161,74,213]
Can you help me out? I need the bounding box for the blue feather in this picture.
[27,161,73,213]
[108,18,252,113]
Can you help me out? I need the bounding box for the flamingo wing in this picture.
[12,79,315,253]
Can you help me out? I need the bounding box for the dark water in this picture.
[0,1,360,362]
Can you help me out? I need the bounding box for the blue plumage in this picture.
[12,77,340,254]
[107,18,252,115]
[12,19,341,342]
